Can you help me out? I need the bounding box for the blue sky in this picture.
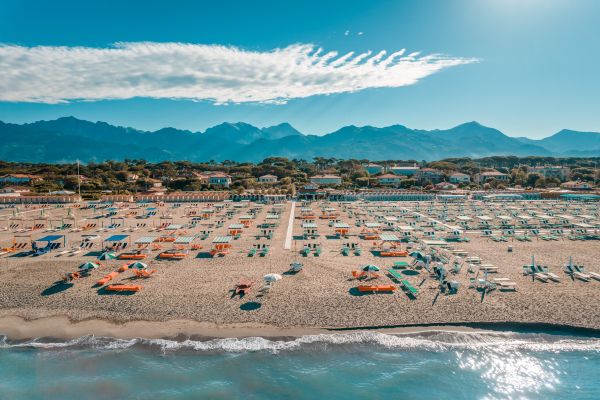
[0,0,599,138]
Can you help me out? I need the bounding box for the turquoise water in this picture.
[1,330,600,399]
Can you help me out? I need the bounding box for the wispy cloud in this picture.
[0,42,477,104]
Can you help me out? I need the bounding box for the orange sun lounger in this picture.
[158,252,187,259]
[105,284,141,292]
[379,251,409,257]
[362,235,379,240]
[352,271,380,279]
[118,253,147,260]
[357,285,396,292]
[97,271,119,286]
[133,269,157,278]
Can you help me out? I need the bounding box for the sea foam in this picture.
[2,331,600,354]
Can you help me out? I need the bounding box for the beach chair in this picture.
[133,269,157,278]
[357,285,396,293]
[105,284,141,292]
[97,271,119,286]
[234,280,254,295]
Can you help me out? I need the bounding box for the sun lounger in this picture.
[497,281,517,290]
[400,279,419,297]
[133,269,157,278]
[234,280,254,295]
[97,271,119,286]
[357,285,396,293]
[119,253,147,260]
[105,284,141,292]
[352,270,367,279]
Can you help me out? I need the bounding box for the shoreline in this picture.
[2,315,600,341]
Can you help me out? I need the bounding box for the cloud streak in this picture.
[0,42,477,104]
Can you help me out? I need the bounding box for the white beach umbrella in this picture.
[129,261,148,270]
[79,261,100,270]
[290,261,303,272]
[263,273,282,283]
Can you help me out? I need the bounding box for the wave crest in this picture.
[2,331,600,354]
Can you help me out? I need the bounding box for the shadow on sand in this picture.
[240,301,262,311]
[41,282,73,296]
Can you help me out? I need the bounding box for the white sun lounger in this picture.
[588,271,600,281]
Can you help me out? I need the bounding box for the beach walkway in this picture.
[284,201,295,250]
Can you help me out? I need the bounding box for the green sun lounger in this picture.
[393,261,410,269]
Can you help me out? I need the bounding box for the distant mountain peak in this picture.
[1,117,599,163]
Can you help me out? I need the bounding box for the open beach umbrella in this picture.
[98,251,116,260]
[409,251,424,260]
[263,273,282,283]
[362,265,380,272]
[79,261,100,270]
[128,261,148,270]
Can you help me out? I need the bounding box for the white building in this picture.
[449,173,471,184]
[258,174,278,183]
[528,165,570,181]
[310,174,342,186]
[364,163,384,175]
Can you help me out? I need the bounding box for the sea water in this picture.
[1,330,599,399]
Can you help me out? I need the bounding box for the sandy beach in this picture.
[1,200,600,340]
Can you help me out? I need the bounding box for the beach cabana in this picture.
[333,222,350,237]
[135,236,157,248]
[302,222,318,239]
[239,215,254,227]
[32,234,66,254]
[211,236,233,256]
[228,223,245,237]
[104,234,130,250]
[165,224,183,231]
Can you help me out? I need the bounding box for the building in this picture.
[258,174,278,183]
[0,186,31,194]
[528,165,570,181]
[377,174,402,186]
[207,172,232,187]
[364,163,384,175]
[193,171,233,187]
[310,174,342,186]
[561,181,594,190]
[0,174,42,185]
[435,182,457,190]
[126,173,140,182]
[475,170,510,185]
[449,173,471,184]
[415,168,444,184]
[389,164,420,176]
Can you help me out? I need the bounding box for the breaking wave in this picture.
[2,330,600,354]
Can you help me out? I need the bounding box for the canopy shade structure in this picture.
[212,236,233,244]
[333,222,350,229]
[364,222,381,228]
[457,216,472,221]
[35,235,65,242]
[561,194,600,200]
[105,234,130,242]
[239,214,254,220]
[135,236,157,244]
[165,224,183,230]
[174,236,196,244]
[265,214,279,219]
[379,234,400,242]
[228,224,245,229]
[302,222,318,229]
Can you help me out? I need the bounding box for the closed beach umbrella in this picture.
[263,273,282,282]
[128,261,148,270]
[80,261,100,270]
[362,264,380,272]
[290,261,303,272]
[409,251,423,260]
[98,251,116,260]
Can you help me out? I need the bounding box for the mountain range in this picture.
[0,117,599,163]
